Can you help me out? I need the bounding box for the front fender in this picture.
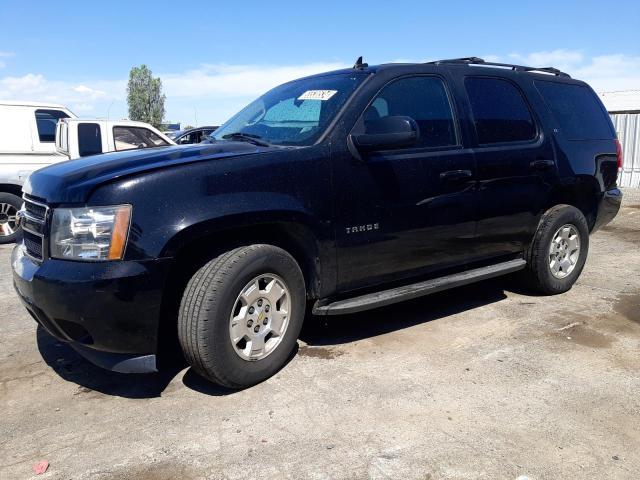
[158,191,324,257]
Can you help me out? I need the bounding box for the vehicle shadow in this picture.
[36,277,518,398]
[36,326,184,399]
[300,277,512,346]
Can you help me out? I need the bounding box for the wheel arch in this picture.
[0,183,24,198]
[154,214,328,367]
[547,175,600,231]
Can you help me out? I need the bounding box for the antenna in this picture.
[353,56,368,70]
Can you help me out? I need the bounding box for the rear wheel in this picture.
[523,205,589,294]
[178,244,306,388]
[0,192,21,244]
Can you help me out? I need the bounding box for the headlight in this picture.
[50,205,132,261]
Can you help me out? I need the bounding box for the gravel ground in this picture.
[1,192,639,480]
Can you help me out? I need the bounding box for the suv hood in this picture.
[23,142,272,204]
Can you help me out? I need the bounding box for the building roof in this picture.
[598,90,640,113]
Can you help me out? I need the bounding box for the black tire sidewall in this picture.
[199,246,305,386]
[533,206,589,294]
[0,192,22,244]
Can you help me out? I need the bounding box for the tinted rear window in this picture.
[465,77,536,144]
[535,81,613,140]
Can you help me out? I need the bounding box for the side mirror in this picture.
[351,116,419,151]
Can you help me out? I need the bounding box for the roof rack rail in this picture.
[426,57,571,78]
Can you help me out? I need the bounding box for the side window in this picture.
[77,123,102,157]
[465,77,536,144]
[113,127,169,151]
[35,109,70,142]
[361,76,457,148]
[535,81,613,140]
[177,133,192,144]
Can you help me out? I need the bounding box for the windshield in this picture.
[211,73,367,146]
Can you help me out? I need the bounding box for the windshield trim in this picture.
[312,71,374,146]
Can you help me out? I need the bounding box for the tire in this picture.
[178,244,306,388]
[0,192,22,244]
[523,205,589,295]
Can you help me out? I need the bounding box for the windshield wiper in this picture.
[221,132,271,147]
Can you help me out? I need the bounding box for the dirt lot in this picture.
[1,193,639,480]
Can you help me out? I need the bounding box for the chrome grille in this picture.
[21,195,49,262]
[24,196,47,220]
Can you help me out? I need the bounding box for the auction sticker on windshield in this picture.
[298,90,338,101]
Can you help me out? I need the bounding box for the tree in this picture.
[126,65,165,129]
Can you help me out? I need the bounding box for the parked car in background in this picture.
[0,101,76,243]
[56,119,175,160]
[12,57,622,388]
[170,126,218,144]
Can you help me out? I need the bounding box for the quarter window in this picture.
[35,109,70,142]
[78,123,103,157]
[360,76,457,148]
[465,77,536,144]
[535,81,613,140]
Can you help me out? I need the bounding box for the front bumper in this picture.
[592,187,623,233]
[12,245,172,373]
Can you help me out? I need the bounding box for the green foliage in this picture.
[126,65,166,129]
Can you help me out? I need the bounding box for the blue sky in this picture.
[1,0,639,125]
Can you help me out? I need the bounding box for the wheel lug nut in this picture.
[263,318,268,325]
[248,306,255,314]
[254,325,260,333]
[257,299,263,307]
[247,320,253,327]
[265,305,270,313]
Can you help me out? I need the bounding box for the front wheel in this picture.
[0,192,22,244]
[178,244,306,388]
[523,205,589,295]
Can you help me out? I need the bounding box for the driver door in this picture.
[332,75,478,292]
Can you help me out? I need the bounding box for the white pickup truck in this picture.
[0,101,174,243]
[0,101,75,242]
[55,118,174,160]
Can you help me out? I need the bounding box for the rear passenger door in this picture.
[334,74,477,291]
[461,75,557,257]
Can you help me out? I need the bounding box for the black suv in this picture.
[13,57,622,388]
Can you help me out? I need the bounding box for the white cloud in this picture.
[507,49,584,70]
[0,62,347,124]
[162,62,346,98]
[1,52,637,125]
[492,50,640,92]
[0,73,124,117]
[73,84,107,98]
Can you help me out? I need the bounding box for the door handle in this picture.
[529,159,555,171]
[439,169,473,181]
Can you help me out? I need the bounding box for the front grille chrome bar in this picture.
[21,195,49,262]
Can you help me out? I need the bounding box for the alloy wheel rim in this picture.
[0,203,18,237]
[548,224,580,279]
[229,273,290,361]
